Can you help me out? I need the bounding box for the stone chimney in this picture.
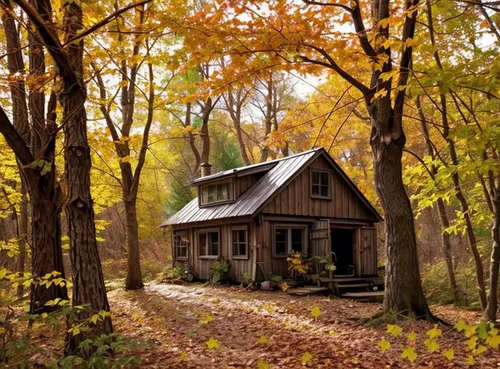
[200,163,212,177]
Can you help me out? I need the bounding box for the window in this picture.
[274,226,307,257]
[198,229,219,258]
[200,181,233,205]
[231,226,248,259]
[174,231,189,260]
[311,170,331,198]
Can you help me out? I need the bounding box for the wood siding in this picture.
[235,174,258,198]
[356,227,378,276]
[263,155,378,222]
[172,222,254,282]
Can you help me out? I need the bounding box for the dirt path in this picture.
[108,283,499,368]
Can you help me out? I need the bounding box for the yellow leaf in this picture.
[426,325,442,339]
[310,306,321,319]
[301,352,313,365]
[371,88,388,103]
[455,319,467,332]
[407,330,417,342]
[378,339,390,353]
[199,313,214,325]
[90,314,100,325]
[387,324,402,338]
[465,325,477,338]
[473,345,487,356]
[378,17,390,28]
[180,352,188,362]
[443,348,454,361]
[467,355,475,366]
[487,335,500,349]
[424,338,440,353]
[328,330,336,336]
[467,336,478,350]
[401,347,417,363]
[206,337,219,350]
[257,359,269,369]
[258,335,269,344]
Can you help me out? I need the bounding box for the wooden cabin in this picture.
[160,147,382,283]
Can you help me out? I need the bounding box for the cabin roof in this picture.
[191,148,319,185]
[160,147,382,227]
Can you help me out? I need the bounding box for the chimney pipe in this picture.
[200,163,212,177]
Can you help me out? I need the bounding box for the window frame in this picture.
[272,224,308,258]
[197,228,220,259]
[173,230,189,261]
[199,179,235,207]
[231,225,249,260]
[310,168,332,200]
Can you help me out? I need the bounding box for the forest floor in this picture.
[108,282,500,369]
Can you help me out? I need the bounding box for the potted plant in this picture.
[287,252,310,286]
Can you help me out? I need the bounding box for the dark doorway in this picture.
[331,228,354,275]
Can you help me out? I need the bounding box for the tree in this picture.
[89,0,175,289]
[0,0,68,313]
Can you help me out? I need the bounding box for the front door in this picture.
[331,228,354,276]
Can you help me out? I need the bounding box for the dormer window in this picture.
[200,180,234,206]
[311,170,331,199]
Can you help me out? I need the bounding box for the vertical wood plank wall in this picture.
[173,222,254,282]
[356,227,378,276]
[263,155,378,222]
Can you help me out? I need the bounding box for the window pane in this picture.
[239,243,246,256]
[199,233,207,255]
[209,232,219,255]
[320,185,329,197]
[291,228,303,253]
[312,184,320,195]
[179,246,187,258]
[275,229,288,255]
[218,184,229,201]
[320,172,329,186]
[312,171,319,184]
[207,185,216,203]
[202,187,208,204]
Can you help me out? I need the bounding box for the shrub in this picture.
[157,265,193,283]
[241,272,252,286]
[209,258,230,284]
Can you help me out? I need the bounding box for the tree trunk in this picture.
[2,0,68,309]
[17,183,28,298]
[124,200,143,290]
[30,183,68,313]
[435,199,460,303]
[60,1,112,355]
[486,187,500,321]
[369,100,431,317]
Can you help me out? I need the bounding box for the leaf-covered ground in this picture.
[109,283,500,368]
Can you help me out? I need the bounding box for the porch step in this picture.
[336,283,370,289]
[287,286,329,296]
[342,291,384,302]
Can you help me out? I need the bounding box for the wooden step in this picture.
[335,283,370,289]
[287,286,329,296]
[342,291,384,302]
